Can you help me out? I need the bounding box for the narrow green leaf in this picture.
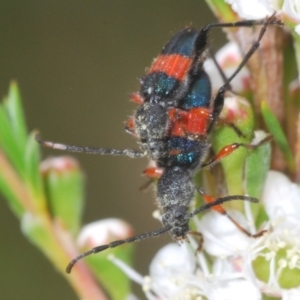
[0,167,24,218]
[5,81,28,149]
[245,132,271,199]
[261,101,295,172]
[212,125,248,196]
[0,104,25,175]
[25,132,44,199]
[212,97,254,197]
[244,131,271,222]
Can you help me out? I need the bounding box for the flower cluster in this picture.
[225,0,300,34]
[104,171,300,299]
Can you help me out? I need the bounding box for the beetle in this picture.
[35,14,282,273]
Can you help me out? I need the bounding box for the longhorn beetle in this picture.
[36,14,282,273]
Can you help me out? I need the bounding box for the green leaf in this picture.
[213,127,248,196]
[244,131,271,223]
[87,245,133,299]
[261,101,295,173]
[0,103,25,175]
[24,132,44,200]
[0,152,24,218]
[5,81,28,149]
[212,97,254,197]
[245,133,271,199]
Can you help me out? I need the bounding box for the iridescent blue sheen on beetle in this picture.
[141,72,179,100]
[180,71,211,110]
[161,28,199,57]
[166,136,202,169]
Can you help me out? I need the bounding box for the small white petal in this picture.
[199,211,252,256]
[150,243,195,277]
[149,243,196,296]
[225,0,274,19]
[207,279,261,300]
[262,171,300,218]
[283,0,300,21]
[212,257,238,275]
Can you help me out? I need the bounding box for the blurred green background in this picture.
[0,1,224,299]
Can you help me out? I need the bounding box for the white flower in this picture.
[207,278,261,300]
[77,218,133,248]
[204,42,250,93]
[225,0,275,19]
[225,0,300,35]
[283,0,300,21]
[195,210,253,257]
[110,243,208,299]
[254,171,300,293]
[108,171,300,299]
[149,244,196,294]
[147,243,205,299]
[110,243,261,300]
[283,0,300,34]
[262,170,300,218]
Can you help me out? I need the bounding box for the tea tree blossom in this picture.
[105,171,300,299]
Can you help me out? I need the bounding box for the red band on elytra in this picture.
[168,108,211,137]
[149,54,191,81]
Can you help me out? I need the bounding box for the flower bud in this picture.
[77,218,134,299]
[41,156,84,236]
[77,218,133,249]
